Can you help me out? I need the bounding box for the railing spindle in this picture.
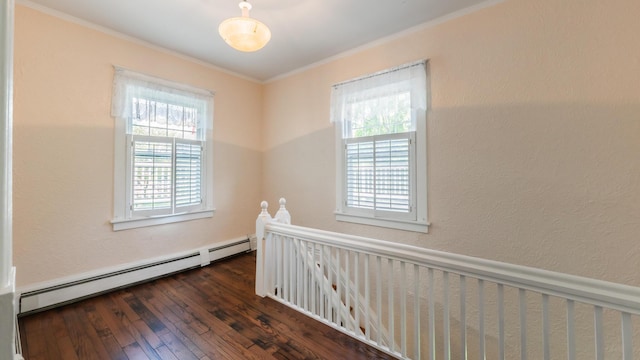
[319,244,325,320]
[376,256,383,345]
[542,294,550,360]
[327,246,334,322]
[520,288,527,360]
[301,240,308,311]
[345,250,351,333]
[296,238,302,306]
[428,268,435,360]
[280,237,290,301]
[388,258,395,352]
[594,306,604,360]
[444,271,451,360]
[479,279,485,360]
[354,252,360,336]
[336,248,342,328]
[400,261,407,358]
[621,312,633,360]
[289,238,295,303]
[460,275,467,360]
[365,254,371,341]
[566,299,575,360]
[498,283,505,360]
[414,264,421,360]
[311,242,316,314]
[278,235,283,299]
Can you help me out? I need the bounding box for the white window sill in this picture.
[335,212,430,233]
[111,209,215,231]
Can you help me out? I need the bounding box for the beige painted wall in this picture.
[13,5,263,286]
[262,0,640,356]
[264,0,640,284]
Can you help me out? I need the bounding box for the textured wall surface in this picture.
[263,0,640,284]
[13,5,263,286]
[262,0,640,357]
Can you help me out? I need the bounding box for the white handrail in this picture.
[256,199,640,359]
[265,222,640,314]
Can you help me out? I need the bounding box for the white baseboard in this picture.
[18,236,253,314]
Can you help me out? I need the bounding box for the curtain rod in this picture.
[332,59,426,89]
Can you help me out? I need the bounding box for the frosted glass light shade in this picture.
[219,1,270,53]
[219,16,271,52]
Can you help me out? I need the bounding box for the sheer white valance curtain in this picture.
[329,60,427,138]
[111,67,214,135]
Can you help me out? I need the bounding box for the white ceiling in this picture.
[21,0,498,82]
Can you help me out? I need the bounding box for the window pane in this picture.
[130,98,199,140]
[346,91,411,138]
[132,140,173,211]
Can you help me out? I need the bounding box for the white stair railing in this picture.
[256,199,640,360]
[320,244,395,347]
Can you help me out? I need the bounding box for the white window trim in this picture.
[334,61,429,233]
[111,69,214,231]
[335,111,429,233]
[111,209,215,231]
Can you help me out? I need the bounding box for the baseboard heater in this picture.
[18,236,253,314]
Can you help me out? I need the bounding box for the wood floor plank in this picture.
[110,294,163,360]
[94,296,137,348]
[154,345,180,360]
[84,301,129,360]
[60,304,112,360]
[19,252,395,360]
[41,311,68,360]
[20,315,42,358]
[122,342,152,360]
[50,309,81,360]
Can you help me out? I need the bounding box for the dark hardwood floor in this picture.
[19,251,394,360]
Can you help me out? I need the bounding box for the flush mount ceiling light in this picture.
[219,0,271,52]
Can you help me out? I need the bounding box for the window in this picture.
[110,68,214,231]
[331,61,429,232]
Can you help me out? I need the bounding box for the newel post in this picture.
[274,198,291,224]
[255,201,272,297]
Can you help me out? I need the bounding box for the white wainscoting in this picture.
[18,236,253,314]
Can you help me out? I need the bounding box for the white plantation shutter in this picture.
[345,132,414,217]
[346,140,374,209]
[175,140,203,209]
[129,136,204,216]
[131,137,173,214]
